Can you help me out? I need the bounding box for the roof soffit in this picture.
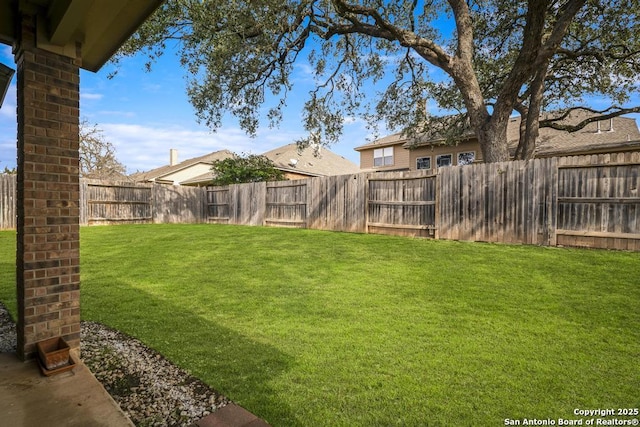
[0,0,164,72]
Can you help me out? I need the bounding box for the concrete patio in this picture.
[0,347,271,427]
[0,350,134,426]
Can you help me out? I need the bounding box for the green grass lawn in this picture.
[1,224,639,426]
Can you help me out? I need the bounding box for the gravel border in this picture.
[0,302,230,427]
[0,302,16,353]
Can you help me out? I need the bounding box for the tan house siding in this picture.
[356,113,640,173]
[282,171,314,180]
[359,149,374,170]
[408,141,483,171]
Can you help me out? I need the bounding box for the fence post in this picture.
[434,169,440,240]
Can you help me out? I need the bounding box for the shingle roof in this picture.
[354,132,409,150]
[263,143,360,176]
[355,111,640,156]
[179,171,216,186]
[131,149,235,182]
[522,114,640,156]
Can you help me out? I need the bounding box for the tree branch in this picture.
[540,106,640,132]
[327,0,453,69]
[536,0,587,64]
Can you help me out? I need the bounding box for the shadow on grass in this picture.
[82,280,300,426]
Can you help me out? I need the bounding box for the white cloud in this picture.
[142,83,163,93]
[100,122,307,173]
[0,84,16,119]
[81,92,103,101]
[92,110,137,118]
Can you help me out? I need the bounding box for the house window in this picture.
[436,154,452,168]
[416,156,431,170]
[373,147,394,167]
[457,151,475,166]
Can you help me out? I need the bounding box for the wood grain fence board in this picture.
[306,174,366,232]
[222,182,267,226]
[251,182,267,226]
[366,171,436,237]
[206,186,230,223]
[556,152,640,249]
[154,184,205,224]
[0,174,16,230]
[265,181,307,227]
[84,180,153,225]
[474,163,485,241]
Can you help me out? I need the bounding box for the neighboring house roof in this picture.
[354,132,411,150]
[180,171,216,186]
[132,143,359,186]
[131,149,235,185]
[263,143,360,177]
[354,110,640,157]
[521,114,640,157]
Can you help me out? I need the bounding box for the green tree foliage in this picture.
[211,153,285,185]
[80,119,127,179]
[116,0,640,162]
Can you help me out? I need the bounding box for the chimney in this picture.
[608,118,614,132]
[170,149,178,166]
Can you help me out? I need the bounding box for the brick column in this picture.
[14,13,81,360]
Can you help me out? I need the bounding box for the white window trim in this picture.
[373,147,394,167]
[436,153,453,168]
[457,151,476,166]
[416,156,432,170]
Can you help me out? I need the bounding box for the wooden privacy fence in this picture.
[437,157,557,245]
[80,180,153,225]
[436,152,639,250]
[0,174,16,230]
[555,154,640,250]
[207,174,367,232]
[206,151,640,251]
[367,171,437,238]
[0,178,207,228]
[1,151,639,250]
[80,180,207,225]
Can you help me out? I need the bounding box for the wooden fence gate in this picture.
[265,181,307,228]
[366,171,437,237]
[81,181,153,225]
[555,153,640,250]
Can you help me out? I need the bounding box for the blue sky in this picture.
[0,43,372,173]
[1,39,639,174]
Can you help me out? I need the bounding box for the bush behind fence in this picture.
[1,151,639,251]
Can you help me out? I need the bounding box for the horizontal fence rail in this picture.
[367,171,437,238]
[2,151,639,251]
[555,154,640,250]
[81,180,153,225]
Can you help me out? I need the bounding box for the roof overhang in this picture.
[0,61,14,107]
[0,0,164,72]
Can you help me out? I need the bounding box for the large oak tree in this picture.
[116,0,640,162]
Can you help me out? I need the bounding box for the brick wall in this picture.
[15,13,81,360]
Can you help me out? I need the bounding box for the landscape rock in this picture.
[0,302,230,427]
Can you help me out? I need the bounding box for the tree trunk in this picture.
[477,119,510,163]
[513,104,529,160]
[449,62,512,163]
